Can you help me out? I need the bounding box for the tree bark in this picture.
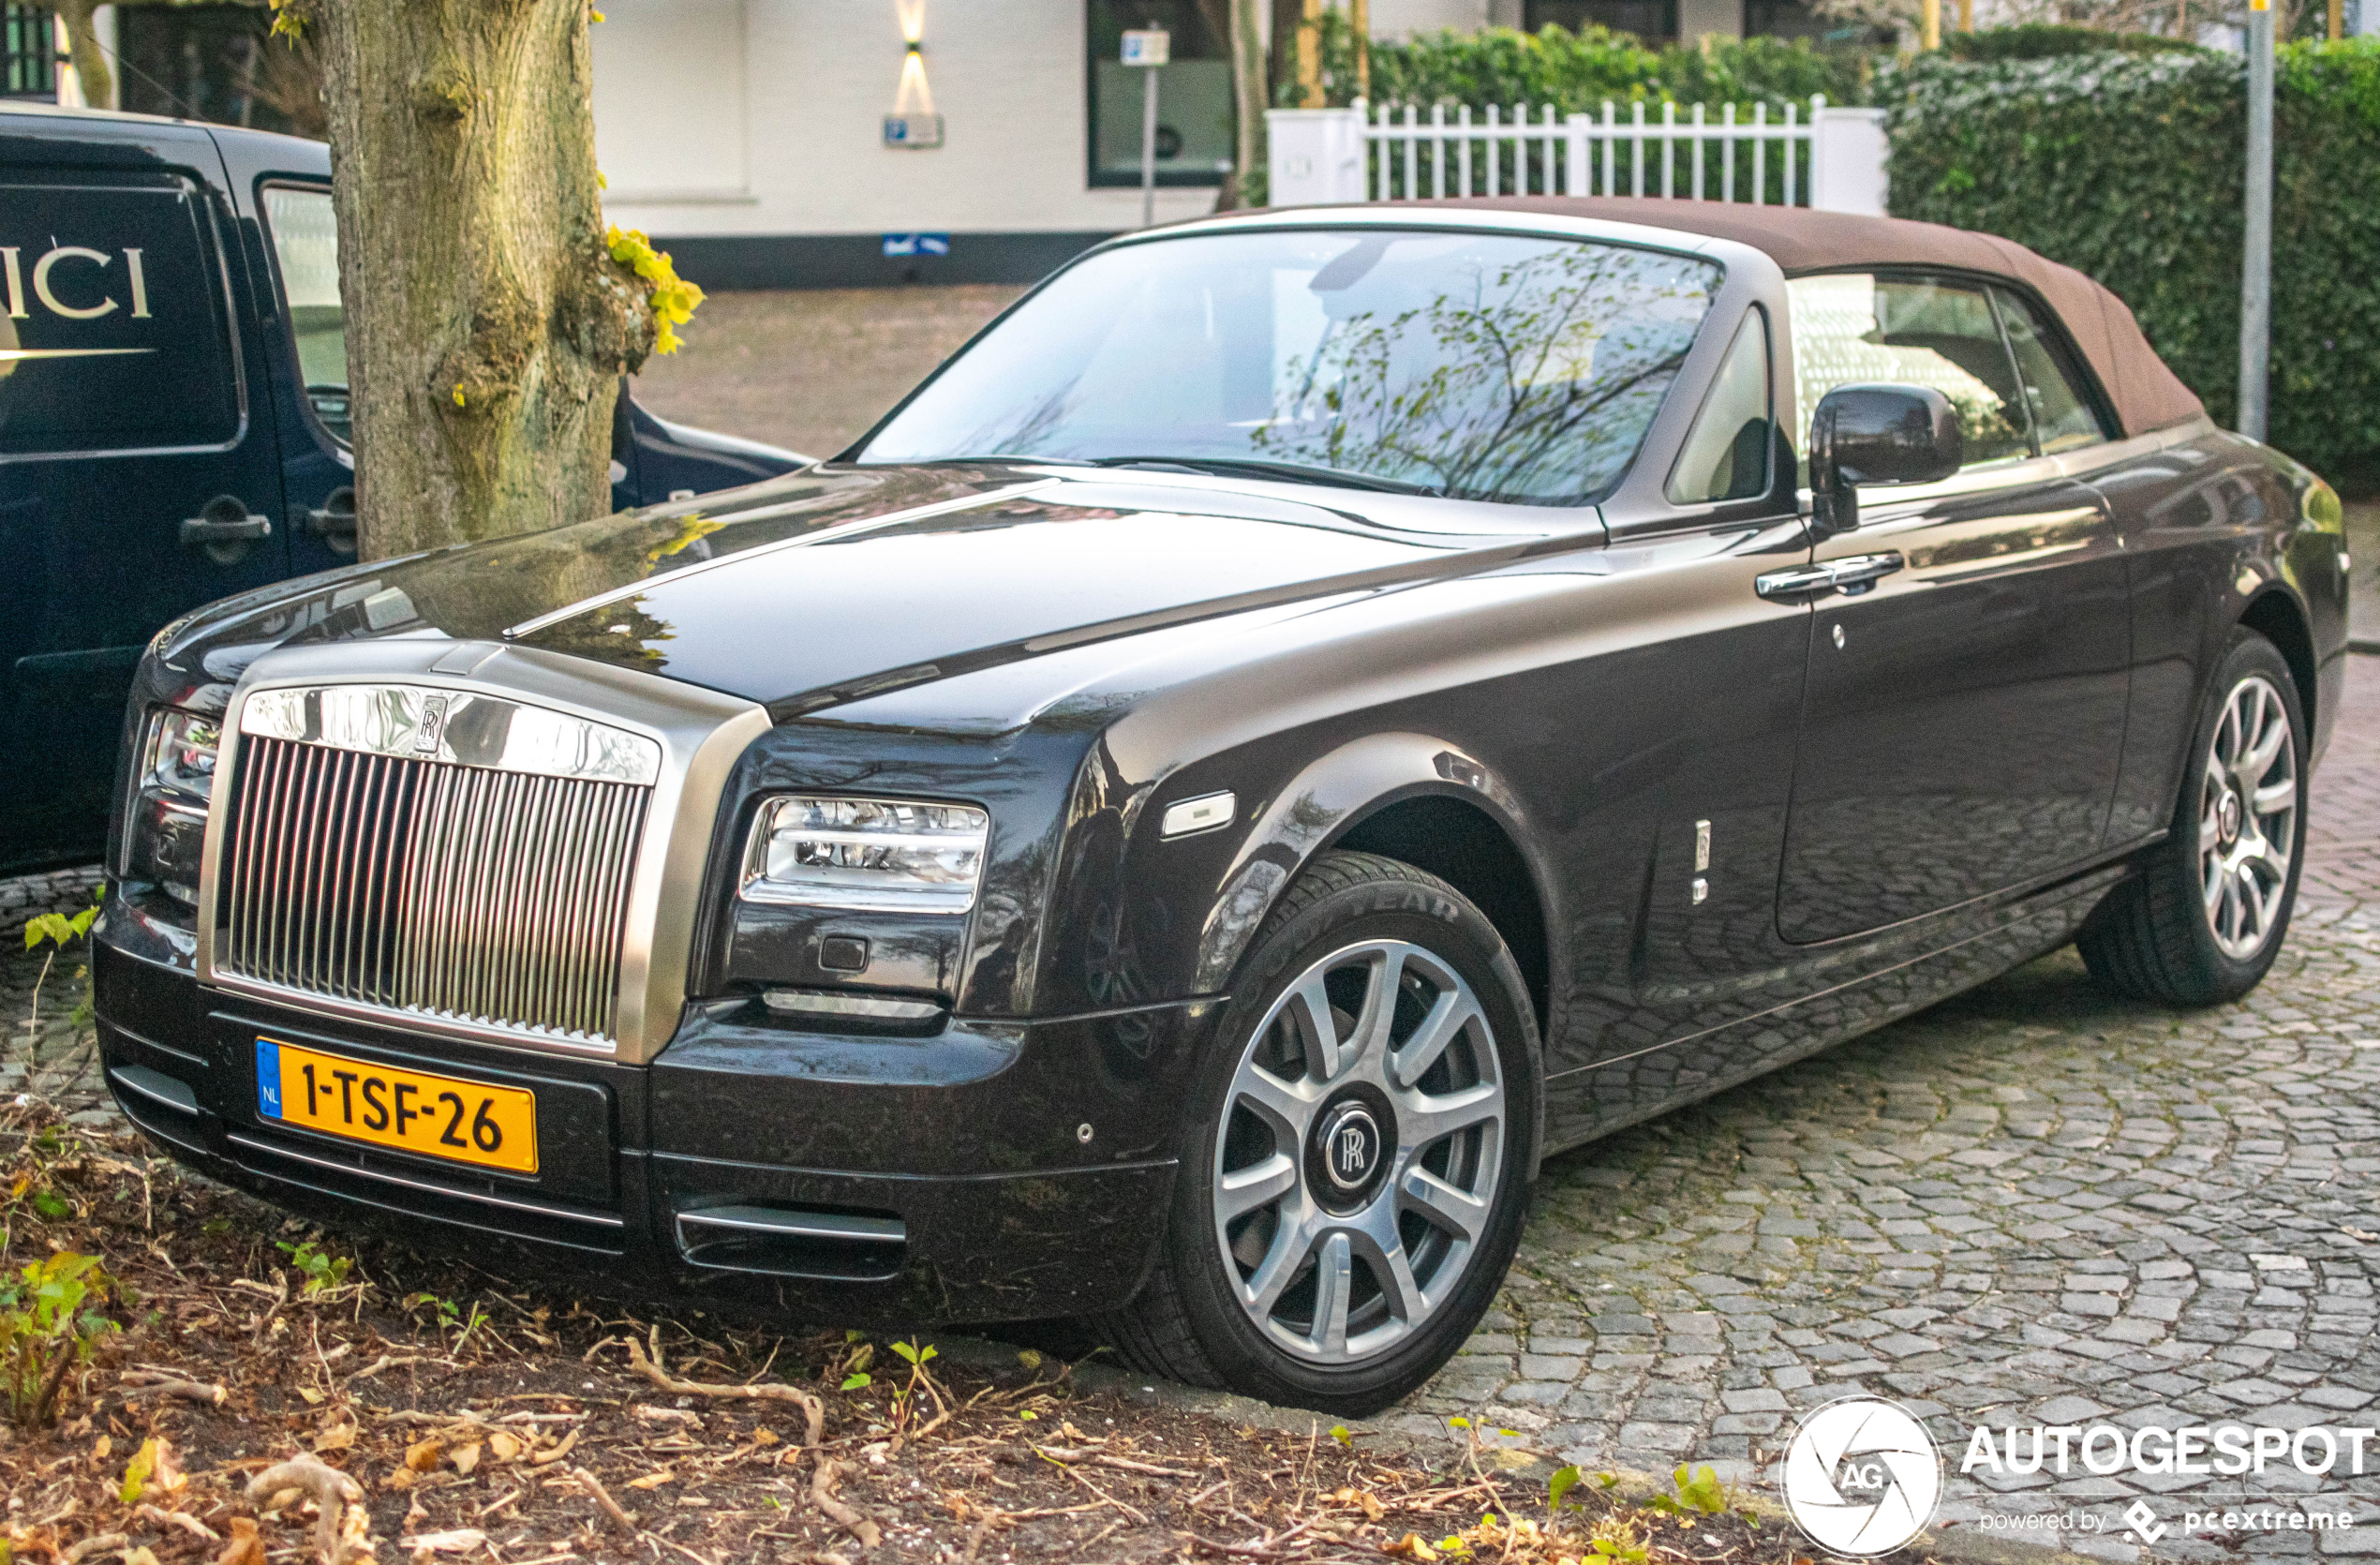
[309,0,649,561]
[48,0,112,110]
[1228,0,1268,207]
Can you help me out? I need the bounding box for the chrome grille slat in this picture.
[217,734,650,1046]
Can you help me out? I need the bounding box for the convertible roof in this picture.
[1395,197,2207,440]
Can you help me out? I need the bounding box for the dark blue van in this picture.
[0,102,805,875]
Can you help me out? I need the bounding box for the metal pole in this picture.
[1142,65,1159,229]
[2239,0,2273,440]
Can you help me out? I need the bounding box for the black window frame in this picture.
[1787,264,2119,470]
[1084,0,1234,190]
[254,176,351,454]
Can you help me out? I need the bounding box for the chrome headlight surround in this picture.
[740,795,990,915]
[122,707,222,906]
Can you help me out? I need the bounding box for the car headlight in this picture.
[740,796,989,914]
[123,707,220,906]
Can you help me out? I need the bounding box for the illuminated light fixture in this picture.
[884,0,944,149]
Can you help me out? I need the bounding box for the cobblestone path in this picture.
[1400,654,2380,1559]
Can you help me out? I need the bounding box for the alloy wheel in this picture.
[2198,672,2298,961]
[1212,938,1507,1365]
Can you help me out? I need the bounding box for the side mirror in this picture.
[1808,383,1962,536]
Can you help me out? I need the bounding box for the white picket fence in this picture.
[1266,97,1889,215]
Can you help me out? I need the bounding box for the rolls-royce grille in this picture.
[216,735,650,1044]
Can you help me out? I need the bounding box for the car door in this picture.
[1776,271,2132,945]
[0,115,290,873]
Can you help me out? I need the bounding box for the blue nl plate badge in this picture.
[255,1037,284,1118]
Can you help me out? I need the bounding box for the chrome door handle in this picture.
[1755,552,1905,601]
[1826,552,1905,595]
[1754,563,1840,600]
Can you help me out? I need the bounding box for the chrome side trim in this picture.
[195,639,769,1064]
[676,1206,906,1243]
[242,683,662,785]
[761,990,945,1021]
[110,1065,200,1115]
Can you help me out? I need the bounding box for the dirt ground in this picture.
[628,288,1024,462]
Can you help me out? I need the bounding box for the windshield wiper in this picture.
[1089,455,1435,497]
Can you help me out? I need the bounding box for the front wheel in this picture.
[2080,627,2307,1005]
[1099,852,1540,1415]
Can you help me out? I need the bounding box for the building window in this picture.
[117,5,324,138]
[2,4,54,99]
[1087,0,1234,188]
[1525,0,1681,43]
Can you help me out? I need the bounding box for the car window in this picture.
[858,228,1723,505]
[1788,273,2030,471]
[1992,287,2105,455]
[0,176,239,455]
[1665,308,1771,506]
[261,185,350,443]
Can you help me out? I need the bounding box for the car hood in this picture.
[164,463,1572,718]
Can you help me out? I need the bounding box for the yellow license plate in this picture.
[255,1037,538,1174]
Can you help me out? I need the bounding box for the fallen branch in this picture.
[133,1502,221,1541]
[570,1466,637,1533]
[810,1456,883,1548]
[245,1455,370,1565]
[348,1353,442,1381]
[627,1328,824,1448]
[120,1370,228,1407]
[61,1535,128,1565]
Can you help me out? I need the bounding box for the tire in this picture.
[1098,851,1540,1416]
[2079,627,2307,1006]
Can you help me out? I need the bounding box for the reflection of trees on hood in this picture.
[1255,246,1709,502]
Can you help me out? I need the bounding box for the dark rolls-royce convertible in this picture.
[97,197,2346,1414]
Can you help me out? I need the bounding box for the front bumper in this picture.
[95,920,1214,1326]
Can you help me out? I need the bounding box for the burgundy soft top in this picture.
[1377,197,2206,440]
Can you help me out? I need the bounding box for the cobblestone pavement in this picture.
[1394,654,2380,1559]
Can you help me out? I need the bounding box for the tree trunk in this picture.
[1228,0,1268,207]
[49,0,112,110]
[311,0,649,561]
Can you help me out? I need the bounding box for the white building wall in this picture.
[594,0,1219,242]
[1365,0,1495,37]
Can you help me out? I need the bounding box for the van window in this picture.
[261,185,349,443]
[0,177,239,455]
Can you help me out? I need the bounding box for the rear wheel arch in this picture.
[2239,588,2316,732]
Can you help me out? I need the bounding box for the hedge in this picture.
[1882,41,2380,487]
[1297,17,1870,116]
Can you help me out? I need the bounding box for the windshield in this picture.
[856,228,1723,505]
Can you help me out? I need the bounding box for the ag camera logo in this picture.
[1781,1396,1943,1556]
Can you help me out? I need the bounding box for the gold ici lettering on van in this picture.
[0,245,153,319]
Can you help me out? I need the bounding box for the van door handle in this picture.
[1755,552,1905,601]
[178,495,273,547]
[304,485,357,541]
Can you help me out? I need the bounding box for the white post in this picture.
[1266,106,1370,206]
[1566,112,1589,195]
[1809,106,1889,215]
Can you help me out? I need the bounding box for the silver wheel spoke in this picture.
[1391,985,1479,1090]
[1235,1066,1319,1143]
[1212,935,1507,1367]
[1217,1153,1299,1222]
[1401,1166,1491,1245]
[1308,1231,1355,1355]
[1398,1081,1502,1148]
[2195,673,2297,962]
[1287,972,1345,1082]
